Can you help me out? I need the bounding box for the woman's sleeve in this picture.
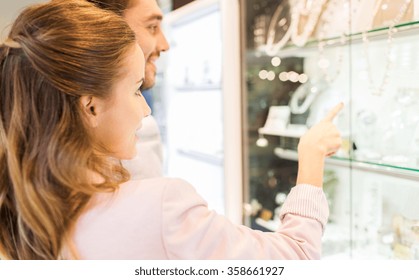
[161,178,329,260]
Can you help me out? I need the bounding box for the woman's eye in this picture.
[135,89,142,97]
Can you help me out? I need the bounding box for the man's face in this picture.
[124,0,170,90]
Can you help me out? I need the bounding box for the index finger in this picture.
[323,102,344,122]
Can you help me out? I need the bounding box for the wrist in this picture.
[296,152,325,187]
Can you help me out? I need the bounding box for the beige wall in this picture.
[0,0,46,41]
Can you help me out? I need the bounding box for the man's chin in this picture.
[142,65,157,90]
[141,78,155,90]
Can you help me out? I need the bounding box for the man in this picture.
[88,0,170,179]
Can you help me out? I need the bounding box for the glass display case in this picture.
[159,0,243,223]
[241,0,419,259]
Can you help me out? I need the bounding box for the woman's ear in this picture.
[79,96,98,128]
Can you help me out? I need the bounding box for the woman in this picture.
[0,0,342,260]
[86,0,170,180]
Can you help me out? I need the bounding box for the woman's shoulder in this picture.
[81,177,197,219]
[105,177,204,211]
[73,177,203,259]
[120,177,196,196]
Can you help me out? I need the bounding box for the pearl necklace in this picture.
[291,0,328,47]
[317,36,346,84]
[315,0,347,84]
[362,0,412,96]
[265,2,295,55]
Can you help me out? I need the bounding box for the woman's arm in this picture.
[296,103,343,187]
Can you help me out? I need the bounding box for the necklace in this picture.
[291,0,328,47]
[362,0,412,96]
[317,36,346,84]
[265,2,294,55]
[373,0,413,28]
[315,0,347,84]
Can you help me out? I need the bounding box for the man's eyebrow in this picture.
[144,14,163,21]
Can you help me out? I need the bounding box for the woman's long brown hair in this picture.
[0,0,136,259]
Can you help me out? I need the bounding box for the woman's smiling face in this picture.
[92,44,151,159]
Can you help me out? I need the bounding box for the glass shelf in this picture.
[273,148,419,180]
[258,125,307,138]
[328,156,419,180]
[251,20,419,58]
[298,20,419,47]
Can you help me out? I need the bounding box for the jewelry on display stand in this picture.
[290,0,328,47]
[289,81,325,115]
[362,0,412,96]
[265,1,294,56]
[256,133,269,147]
[261,105,291,131]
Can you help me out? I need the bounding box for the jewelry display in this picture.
[373,0,413,29]
[247,0,419,260]
[362,0,412,96]
[314,0,350,40]
[316,36,346,84]
[311,0,348,84]
[255,170,282,222]
[361,182,383,241]
[380,87,419,165]
[265,1,294,55]
[392,214,419,259]
[289,80,325,114]
[353,110,381,160]
[362,31,391,96]
[290,0,328,47]
[261,105,291,131]
[256,133,269,147]
[253,13,267,51]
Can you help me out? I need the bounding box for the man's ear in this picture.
[79,95,99,128]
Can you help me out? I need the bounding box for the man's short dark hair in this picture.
[87,0,131,15]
